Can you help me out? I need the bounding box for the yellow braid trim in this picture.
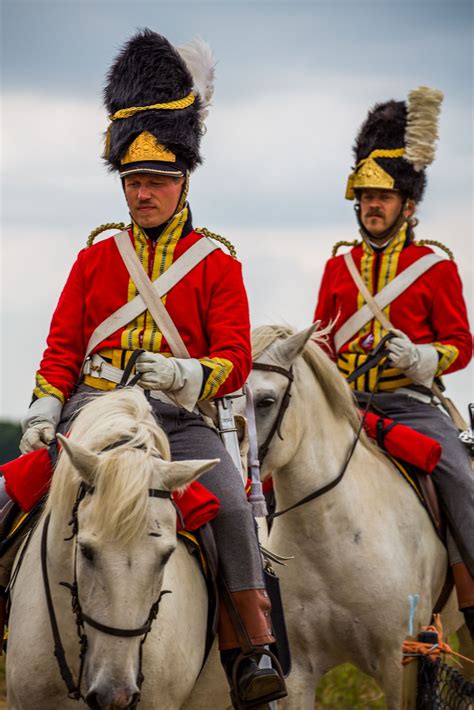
[86,222,129,248]
[415,239,454,260]
[110,93,195,121]
[356,148,405,166]
[195,228,237,259]
[332,240,361,257]
[103,93,195,159]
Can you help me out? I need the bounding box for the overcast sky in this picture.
[1,0,472,422]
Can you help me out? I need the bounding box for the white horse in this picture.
[245,324,468,710]
[6,387,230,710]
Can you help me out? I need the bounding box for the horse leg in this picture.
[281,661,322,710]
[374,654,403,710]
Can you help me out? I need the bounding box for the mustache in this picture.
[366,209,384,218]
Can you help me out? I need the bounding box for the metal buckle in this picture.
[83,356,103,378]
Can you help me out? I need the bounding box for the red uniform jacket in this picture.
[313,226,472,392]
[34,210,251,403]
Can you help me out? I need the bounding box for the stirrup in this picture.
[229,648,287,709]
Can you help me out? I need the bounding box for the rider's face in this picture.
[124,174,184,228]
[359,189,408,238]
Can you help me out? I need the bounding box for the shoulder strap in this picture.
[113,231,189,358]
[334,252,444,351]
[337,251,467,430]
[343,252,393,331]
[83,231,218,361]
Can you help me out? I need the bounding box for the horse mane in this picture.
[251,324,365,437]
[45,388,171,545]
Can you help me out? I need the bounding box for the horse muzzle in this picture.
[85,683,141,710]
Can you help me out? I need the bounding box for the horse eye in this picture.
[80,544,95,562]
[256,396,276,409]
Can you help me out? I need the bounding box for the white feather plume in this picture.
[177,37,215,130]
[405,86,444,171]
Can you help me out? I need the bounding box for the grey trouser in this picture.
[356,392,474,575]
[58,385,265,592]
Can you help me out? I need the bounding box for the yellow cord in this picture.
[415,239,454,260]
[195,228,237,258]
[86,222,128,248]
[332,239,361,257]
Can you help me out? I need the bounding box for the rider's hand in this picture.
[135,352,181,391]
[387,330,439,388]
[134,353,204,411]
[20,395,62,454]
[386,330,418,370]
[20,421,56,454]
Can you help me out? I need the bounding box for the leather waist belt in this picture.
[393,387,433,405]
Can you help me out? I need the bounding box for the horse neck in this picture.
[272,378,387,531]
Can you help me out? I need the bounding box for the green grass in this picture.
[315,663,385,709]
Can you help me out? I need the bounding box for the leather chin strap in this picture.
[355,201,409,246]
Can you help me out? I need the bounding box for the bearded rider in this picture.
[0,30,287,707]
[313,88,474,636]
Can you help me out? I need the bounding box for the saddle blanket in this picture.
[1,448,220,532]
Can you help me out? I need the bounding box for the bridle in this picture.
[251,363,294,466]
[251,335,393,520]
[41,445,174,707]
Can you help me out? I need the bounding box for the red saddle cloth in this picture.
[1,449,220,531]
[361,411,442,474]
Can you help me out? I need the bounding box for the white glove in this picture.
[20,396,62,454]
[387,330,439,388]
[135,352,182,391]
[135,352,203,412]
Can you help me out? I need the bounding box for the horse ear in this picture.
[156,458,220,491]
[56,433,99,485]
[273,323,318,367]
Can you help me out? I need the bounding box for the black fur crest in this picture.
[353,99,426,202]
[104,28,203,172]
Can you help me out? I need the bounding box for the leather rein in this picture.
[41,463,173,705]
[251,337,392,520]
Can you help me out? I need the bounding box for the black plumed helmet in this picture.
[346,87,443,203]
[103,28,215,177]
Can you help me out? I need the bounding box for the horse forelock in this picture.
[45,388,172,544]
[251,324,365,437]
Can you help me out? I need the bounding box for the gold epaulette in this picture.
[195,227,237,258]
[414,239,454,260]
[331,239,361,257]
[86,222,129,248]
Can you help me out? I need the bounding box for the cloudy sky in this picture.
[1,0,472,421]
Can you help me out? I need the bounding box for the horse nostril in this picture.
[85,687,139,709]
